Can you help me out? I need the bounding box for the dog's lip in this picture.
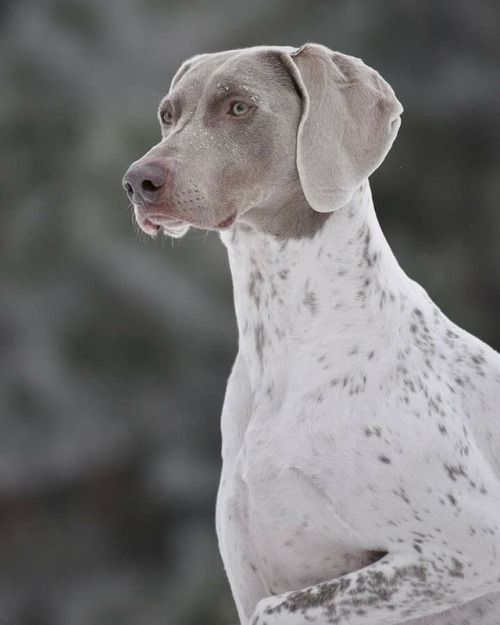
[137,211,186,235]
[216,212,237,229]
[146,214,185,227]
[136,206,236,234]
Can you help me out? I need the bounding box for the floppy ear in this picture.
[279,43,403,212]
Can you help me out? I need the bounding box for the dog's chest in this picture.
[225,397,389,595]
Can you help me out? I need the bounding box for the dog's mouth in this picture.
[138,213,189,238]
[216,212,237,229]
[135,204,237,238]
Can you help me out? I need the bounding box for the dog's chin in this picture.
[161,223,191,238]
[135,205,238,239]
[135,210,191,238]
[163,212,237,238]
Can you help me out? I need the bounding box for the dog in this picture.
[123,43,500,625]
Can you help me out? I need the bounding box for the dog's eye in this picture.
[160,109,173,125]
[229,102,251,117]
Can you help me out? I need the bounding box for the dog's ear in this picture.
[279,44,403,212]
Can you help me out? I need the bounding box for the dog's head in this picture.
[123,43,402,238]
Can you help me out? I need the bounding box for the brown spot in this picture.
[254,322,266,362]
[303,290,318,314]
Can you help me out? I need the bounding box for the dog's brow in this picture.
[213,79,258,96]
[158,98,170,114]
[207,81,260,108]
[158,94,183,114]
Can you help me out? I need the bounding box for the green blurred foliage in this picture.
[0,1,499,623]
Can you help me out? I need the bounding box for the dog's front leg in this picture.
[217,353,268,624]
[217,477,269,625]
[251,548,500,625]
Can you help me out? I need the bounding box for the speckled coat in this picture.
[123,43,500,625]
[218,181,500,624]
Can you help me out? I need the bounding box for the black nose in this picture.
[122,162,168,203]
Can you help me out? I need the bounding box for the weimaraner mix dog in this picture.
[123,44,500,625]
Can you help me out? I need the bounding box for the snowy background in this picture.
[1,1,500,623]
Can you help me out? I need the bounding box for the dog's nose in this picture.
[122,162,168,203]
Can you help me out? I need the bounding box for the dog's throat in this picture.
[221,182,409,391]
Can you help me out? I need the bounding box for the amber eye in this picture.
[229,102,250,116]
[160,109,173,125]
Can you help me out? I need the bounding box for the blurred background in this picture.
[0,1,499,623]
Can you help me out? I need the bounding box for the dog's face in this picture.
[123,44,402,238]
[123,48,303,238]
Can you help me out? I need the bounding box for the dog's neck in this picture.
[220,181,417,392]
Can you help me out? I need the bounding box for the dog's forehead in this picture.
[168,46,295,105]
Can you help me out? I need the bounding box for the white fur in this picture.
[216,182,500,624]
